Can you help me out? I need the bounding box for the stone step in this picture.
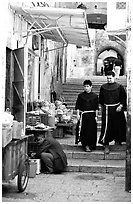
[66,158,125,173]
[62,77,127,110]
[66,76,127,84]
[61,143,126,151]
[56,134,126,173]
[57,135,126,151]
[64,149,126,160]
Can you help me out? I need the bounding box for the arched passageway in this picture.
[95,46,125,76]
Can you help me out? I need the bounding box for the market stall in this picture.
[26,100,77,139]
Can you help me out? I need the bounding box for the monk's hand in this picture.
[116,104,123,112]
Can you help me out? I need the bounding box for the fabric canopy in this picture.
[10,5,91,47]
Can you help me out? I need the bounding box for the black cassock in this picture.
[98,82,127,145]
[75,91,98,150]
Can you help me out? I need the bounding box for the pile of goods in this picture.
[26,99,78,131]
[54,100,73,123]
[2,108,23,147]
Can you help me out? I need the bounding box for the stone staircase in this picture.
[58,76,127,174]
[57,134,126,174]
[62,76,127,130]
[62,76,127,109]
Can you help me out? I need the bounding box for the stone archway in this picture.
[95,45,126,75]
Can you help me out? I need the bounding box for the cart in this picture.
[2,136,30,192]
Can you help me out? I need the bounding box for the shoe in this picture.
[98,140,104,146]
[85,146,92,152]
[75,140,79,144]
[104,146,110,154]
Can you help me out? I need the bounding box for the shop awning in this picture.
[107,29,126,48]
[10,5,90,47]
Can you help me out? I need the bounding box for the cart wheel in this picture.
[17,158,29,192]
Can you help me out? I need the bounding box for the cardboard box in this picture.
[2,128,12,147]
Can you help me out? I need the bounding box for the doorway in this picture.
[96,49,124,76]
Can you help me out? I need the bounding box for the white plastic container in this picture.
[29,159,37,178]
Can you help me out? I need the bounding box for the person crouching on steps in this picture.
[33,135,67,174]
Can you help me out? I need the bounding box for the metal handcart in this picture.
[2,136,29,192]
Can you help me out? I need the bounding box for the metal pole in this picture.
[125,0,131,192]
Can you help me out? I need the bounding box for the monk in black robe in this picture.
[98,71,127,153]
[75,80,98,152]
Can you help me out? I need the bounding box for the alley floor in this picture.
[2,171,131,202]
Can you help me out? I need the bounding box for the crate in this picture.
[26,113,49,126]
[26,113,41,126]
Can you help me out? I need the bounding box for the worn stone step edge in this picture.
[65,159,125,173]
[60,143,126,151]
[64,150,126,160]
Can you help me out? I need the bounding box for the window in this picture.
[116,2,126,9]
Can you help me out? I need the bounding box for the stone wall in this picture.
[94,29,126,74]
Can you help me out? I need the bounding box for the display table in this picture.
[26,126,55,138]
[55,122,76,138]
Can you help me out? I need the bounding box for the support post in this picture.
[125,1,131,192]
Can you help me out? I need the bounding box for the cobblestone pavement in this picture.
[2,172,131,202]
